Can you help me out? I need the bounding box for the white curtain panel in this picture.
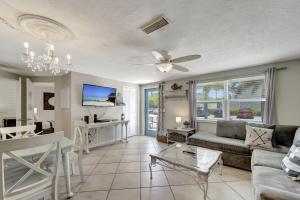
[263,67,277,125]
[157,83,164,134]
[188,80,197,130]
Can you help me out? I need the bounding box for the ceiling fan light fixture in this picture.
[158,63,172,72]
[135,50,200,73]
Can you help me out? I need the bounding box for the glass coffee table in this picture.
[149,144,223,200]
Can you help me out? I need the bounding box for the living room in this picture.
[0,1,300,200]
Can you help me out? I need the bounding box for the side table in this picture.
[167,128,195,144]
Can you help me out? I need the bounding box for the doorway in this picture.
[123,86,138,137]
[144,88,158,137]
[31,82,55,133]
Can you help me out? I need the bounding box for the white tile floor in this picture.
[59,136,253,200]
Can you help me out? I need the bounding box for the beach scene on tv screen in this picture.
[83,85,116,106]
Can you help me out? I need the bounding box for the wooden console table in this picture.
[79,120,129,153]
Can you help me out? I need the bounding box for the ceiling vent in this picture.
[141,17,169,34]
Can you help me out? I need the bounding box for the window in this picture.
[228,76,266,122]
[196,81,225,120]
[196,75,266,122]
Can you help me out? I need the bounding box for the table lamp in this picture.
[33,107,38,122]
[176,116,182,129]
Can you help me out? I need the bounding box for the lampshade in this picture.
[33,107,38,114]
[176,117,182,123]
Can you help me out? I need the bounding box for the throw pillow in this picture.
[293,127,300,144]
[245,125,273,149]
[272,125,299,147]
[282,141,300,181]
[216,120,247,140]
[248,123,275,129]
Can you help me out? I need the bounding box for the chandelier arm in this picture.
[22,42,72,75]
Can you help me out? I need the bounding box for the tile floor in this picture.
[58,136,253,200]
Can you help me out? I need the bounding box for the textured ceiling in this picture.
[0,0,300,84]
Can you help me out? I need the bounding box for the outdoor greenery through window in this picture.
[146,89,159,132]
[196,75,266,122]
[196,81,225,120]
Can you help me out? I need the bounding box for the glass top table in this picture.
[149,144,223,200]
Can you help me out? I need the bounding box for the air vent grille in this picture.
[141,17,169,34]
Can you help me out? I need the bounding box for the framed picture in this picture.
[43,92,55,110]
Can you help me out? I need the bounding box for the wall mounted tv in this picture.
[82,84,117,107]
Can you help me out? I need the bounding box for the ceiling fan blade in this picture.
[152,51,165,61]
[133,63,157,66]
[172,64,189,72]
[171,54,201,63]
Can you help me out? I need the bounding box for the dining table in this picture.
[3,136,75,198]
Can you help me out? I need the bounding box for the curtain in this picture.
[188,81,197,130]
[263,67,277,125]
[157,83,164,134]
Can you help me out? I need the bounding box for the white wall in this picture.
[56,74,72,136]
[33,85,55,122]
[140,59,300,134]
[0,70,18,126]
[23,72,140,139]
[69,72,139,139]
[276,61,300,125]
[163,80,189,130]
[0,77,18,124]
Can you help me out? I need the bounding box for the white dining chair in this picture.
[0,131,63,200]
[68,121,84,182]
[0,125,41,140]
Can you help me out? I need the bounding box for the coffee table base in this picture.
[149,157,223,200]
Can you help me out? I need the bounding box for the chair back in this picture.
[0,125,37,140]
[73,121,85,151]
[0,131,63,200]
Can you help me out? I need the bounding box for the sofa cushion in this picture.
[273,125,299,147]
[250,145,290,154]
[251,149,285,170]
[188,132,250,155]
[252,166,300,200]
[216,120,247,140]
[282,141,300,180]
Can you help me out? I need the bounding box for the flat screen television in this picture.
[82,84,117,107]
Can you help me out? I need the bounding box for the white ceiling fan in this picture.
[135,50,201,72]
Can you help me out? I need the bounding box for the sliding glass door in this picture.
[144,88,158,137]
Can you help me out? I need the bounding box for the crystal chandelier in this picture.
[22,42,72,75]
